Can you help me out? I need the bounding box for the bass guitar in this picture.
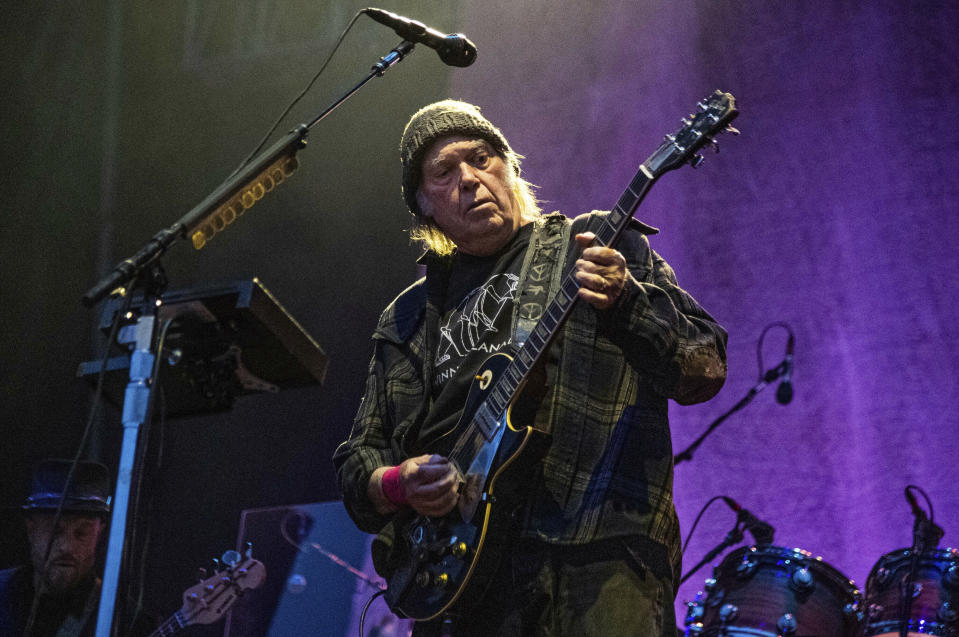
[384,90,739,620]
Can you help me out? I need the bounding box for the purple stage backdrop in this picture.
[448,0,959,624]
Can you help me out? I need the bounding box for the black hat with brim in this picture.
[21,458,111,516]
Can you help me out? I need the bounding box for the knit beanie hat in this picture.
[400,100,519,216]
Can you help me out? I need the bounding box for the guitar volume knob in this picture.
[435,572,450,588]
[415,571,431,587]
[451,541,469,559]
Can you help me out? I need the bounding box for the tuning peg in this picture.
[696,101,708,112]
[196,567,208,582]
[221,550,241,568]
[723,125,740,136]
[211,558,222,573]
[244,542,254,559]
[709,138,721,153]
[681,117,692,126]
[689,154,705,169]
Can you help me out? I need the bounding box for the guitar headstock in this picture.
[177,550,266,626]
[646,90,739,176]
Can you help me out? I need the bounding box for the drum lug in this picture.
[945,564,959,589]
[868,603,884,620]
[939,601,957,624]
[719,603,739,623]
[777,612,798,635]
[898,578,923,599]
[702,577,724,607]
[790,566,815,593]
[875,565,893,586]
[684,601,705,624]
[735,559,757,578]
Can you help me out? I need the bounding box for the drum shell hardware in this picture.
[862,546,959,637]
[684,545,863,637]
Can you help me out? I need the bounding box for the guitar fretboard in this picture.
[149,610,186,637]
[461,167,657,448]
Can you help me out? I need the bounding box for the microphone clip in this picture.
[762,360,789,383]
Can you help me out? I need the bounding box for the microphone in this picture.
[722,496,775,545]
[364,8,477,67]
[905,488,943,549]
[775,333,794,405]
[905,489,928,521]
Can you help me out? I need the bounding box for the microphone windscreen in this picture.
[776,381,793,405]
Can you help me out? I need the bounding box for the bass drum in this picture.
[683,545,863,637]
[863,547,959,636]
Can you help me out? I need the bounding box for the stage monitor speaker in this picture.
[224,501,411,637]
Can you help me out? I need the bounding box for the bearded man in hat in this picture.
[0,459,111,637]
[333,100,728,636]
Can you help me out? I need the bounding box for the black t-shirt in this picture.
[419,224,534,450]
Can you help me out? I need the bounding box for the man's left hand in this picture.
[574,232,629,310]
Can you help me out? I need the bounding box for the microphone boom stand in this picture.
[680,523,744,585]
[674,361,788,465]
[88,40,418,637]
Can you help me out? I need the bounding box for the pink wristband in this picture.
[381,465,409,507]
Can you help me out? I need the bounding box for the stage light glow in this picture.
[191,155,298,249]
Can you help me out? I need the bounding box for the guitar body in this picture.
[386,352,549,620]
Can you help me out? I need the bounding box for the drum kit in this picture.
[682,544,958,636]
[682,496,957,637]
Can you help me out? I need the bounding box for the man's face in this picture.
[25,512,104,596]
[417,135,525,256]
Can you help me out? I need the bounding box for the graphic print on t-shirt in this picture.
[435,273,518,383]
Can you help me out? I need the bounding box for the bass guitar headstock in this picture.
[176,548,266,627]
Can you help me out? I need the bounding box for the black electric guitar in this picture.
[384,91,739,620]
[148,550,266,636]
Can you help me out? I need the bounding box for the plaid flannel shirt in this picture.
[333,212,728,581]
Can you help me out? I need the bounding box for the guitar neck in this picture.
[450,90,737,449]
[472,168,657,433]
[148,610,186,637]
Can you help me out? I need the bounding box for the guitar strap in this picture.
[510,213,571,348]
[371,214,570,583]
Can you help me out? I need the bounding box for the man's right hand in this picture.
[370,454,460,517]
